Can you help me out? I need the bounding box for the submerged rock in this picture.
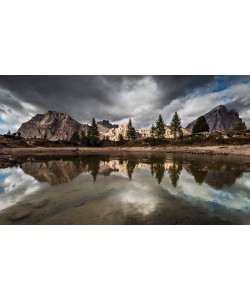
[10,208,32,221]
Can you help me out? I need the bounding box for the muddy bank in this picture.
[0,145,250,166]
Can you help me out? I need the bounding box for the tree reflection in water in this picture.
[167,159,183,188]
[126,161,137,181]
[150,162,165,184]
[18,155,247,190]
[188,162,208,184]
[87,157,100,182]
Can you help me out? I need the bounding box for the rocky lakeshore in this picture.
[0,144,250,168]
[0,155,18,168]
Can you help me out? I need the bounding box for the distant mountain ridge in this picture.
[187,105,242,131]
[17,105,244,141]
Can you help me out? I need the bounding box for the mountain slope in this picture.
[17,111,88,141]
[187,105,242,131]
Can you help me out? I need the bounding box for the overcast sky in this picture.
[0,75,250,133]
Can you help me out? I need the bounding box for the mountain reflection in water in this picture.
[19,155,248,189]
[0,154,250,224]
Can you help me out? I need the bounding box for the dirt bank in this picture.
[0,144,250,159]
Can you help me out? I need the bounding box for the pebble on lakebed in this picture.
[10,208,33,221]
[33,199,50,209]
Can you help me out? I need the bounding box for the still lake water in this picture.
[0,153,250,224]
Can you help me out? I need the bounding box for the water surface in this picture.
[0,153,250,224]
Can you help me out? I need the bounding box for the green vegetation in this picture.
[70,118,100,146]
[70,131,80,144]
[148,115,166,144]
[233,121,247,131]
[150,124,156,137]
[126,118,137,140]
[152,115,165,139]
[170,112,182,140]
[87,118,100,146]
[192,116,209,133]
[80,131,88,145]
[118,133,124,141]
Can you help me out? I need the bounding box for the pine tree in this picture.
[150,124,156,138]
[70,131,80,144]
[170,112,182,140]
[87,118,100,146]
[80,130,88,145]
[155,115,165,139]
[118,133,124,141]
[192,116,209,133]
[126,118,137,140]
[233,121,247,131]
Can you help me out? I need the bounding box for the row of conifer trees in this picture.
[70,112,212,145]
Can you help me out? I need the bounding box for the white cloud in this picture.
[0,167,45,211]
[0,87,39,133]
[161,82,250,126]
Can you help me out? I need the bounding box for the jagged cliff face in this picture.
[17,111,192,141]
[17,111,88,141]
[19,105,242,142]
[187,105,242,131]
[103,125,191,141]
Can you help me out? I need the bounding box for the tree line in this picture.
[69,112,247,145]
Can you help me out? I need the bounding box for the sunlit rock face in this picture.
[187,105,242,131]
[20,160,90,185]
[103,124,129,141]
[17,111,88,141]
[103,125,191,141]
[17,111,192,141]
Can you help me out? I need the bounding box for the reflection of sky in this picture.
[0,167,46,211]
[91,168,160,216]
[160,169,250,214]
[1,161,250,220]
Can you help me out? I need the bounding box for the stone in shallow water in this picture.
[33,199,50,209]
[73,200,86,207]
[10,208,32,221]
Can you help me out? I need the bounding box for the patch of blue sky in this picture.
[215,77,225,84]
[182,193,202,204]
[212,76,229,93]
[0,118,7,134]
[212,85,228,93]
[211,190,233,201]
[0,173,7,194]
[0,173,7,181]
[208,201,224,214]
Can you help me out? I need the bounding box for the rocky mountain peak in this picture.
[17,111,87,141]
[187,105,242,131]
[97,120,119,129]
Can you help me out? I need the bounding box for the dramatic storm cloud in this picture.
[0,75,250,133]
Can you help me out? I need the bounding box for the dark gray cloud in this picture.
[0,75,250,131]
[0,75,216,120]
[152,75,215,106]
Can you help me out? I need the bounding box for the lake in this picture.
[0,153,250,224]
